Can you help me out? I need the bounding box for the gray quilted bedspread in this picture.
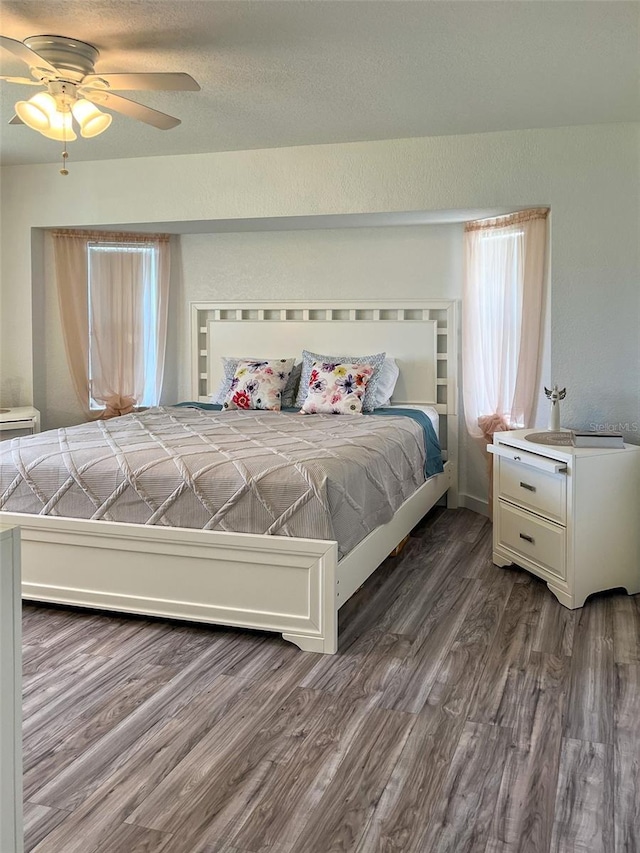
[0,406,427,558]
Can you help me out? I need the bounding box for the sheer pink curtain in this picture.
[52,231,91,415]
[52,230,170,419]
[462,209,549,507]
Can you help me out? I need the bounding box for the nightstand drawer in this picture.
[497,501,566,580]
[498,456,566,523]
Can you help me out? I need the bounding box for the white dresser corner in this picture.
[0,525,22,853]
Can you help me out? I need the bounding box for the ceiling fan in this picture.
[0,34,200,172]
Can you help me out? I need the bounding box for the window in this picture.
[473,229,525,428]
[52,230,169,419]
[87,240,163,411]
[462,209,548,441]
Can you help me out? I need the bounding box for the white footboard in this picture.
[1,514,339,654]
[1,462,452,655]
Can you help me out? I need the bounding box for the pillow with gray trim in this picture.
[223,358,295,411]
[295,349,386,412]
[211,358,302,408]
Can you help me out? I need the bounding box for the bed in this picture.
[0,300,458,653]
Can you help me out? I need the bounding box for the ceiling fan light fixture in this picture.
[14,91,57,132]
[38,109,77,142]
[3,32,200,174]
[71,98,112,137]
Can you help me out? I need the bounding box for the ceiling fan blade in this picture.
[0,35,58,76]
[82,72,200,92]
[85,90,181,129]
[8,114,24,124]
[0,75,41,85]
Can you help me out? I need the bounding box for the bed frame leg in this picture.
[281,630,338,654]
[283,553,339,653]
[389,534,410,557]
[280,544,339,653]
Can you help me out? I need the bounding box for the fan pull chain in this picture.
[60,105,69,176]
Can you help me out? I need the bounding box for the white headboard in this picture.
[190,300,458,470]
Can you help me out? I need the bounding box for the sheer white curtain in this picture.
[53,230,170,418]
[462,208,549,445]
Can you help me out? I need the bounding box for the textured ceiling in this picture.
[0,0,638,167]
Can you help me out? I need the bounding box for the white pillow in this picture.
[372,358,400,408]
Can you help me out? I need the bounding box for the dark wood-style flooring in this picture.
[21,508,640,853]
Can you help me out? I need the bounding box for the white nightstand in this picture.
[0,407,40,441]
[489,428,640,609]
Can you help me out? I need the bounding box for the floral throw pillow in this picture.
[212,357,301,407]
[223,358,295,411]
[295,349,386,411]
[300,361,374,415]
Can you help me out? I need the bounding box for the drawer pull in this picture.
[519,482,536,492]
[519,533,535,544]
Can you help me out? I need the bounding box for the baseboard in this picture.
[458,493,489,517]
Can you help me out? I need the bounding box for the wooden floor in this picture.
[21,508,640,853]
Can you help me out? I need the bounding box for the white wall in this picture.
[180,224,462,310]
[178,223,462,387]
[1,123,638,510]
